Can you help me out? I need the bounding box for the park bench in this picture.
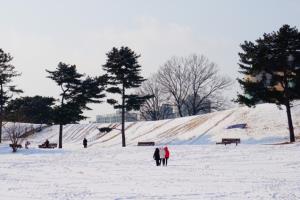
[216,138,240,146]
[137,142,155,146]
[38,143,57,148]
[9,144,22,148]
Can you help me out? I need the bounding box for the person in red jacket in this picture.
[164,146,170,166]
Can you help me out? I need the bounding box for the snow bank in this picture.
[10,103,300,147]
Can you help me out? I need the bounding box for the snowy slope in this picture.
[15,103,300,146]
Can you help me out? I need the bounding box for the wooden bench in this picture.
[9,144,22,148]
[137,142,155,146]
[38,143,57,149]
[216,138,240,146]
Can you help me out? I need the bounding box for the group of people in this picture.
[153,146,170,166]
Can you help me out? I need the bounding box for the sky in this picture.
[0,0,300,122]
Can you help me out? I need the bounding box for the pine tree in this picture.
[0,49,23,143]
[237,24,300,142]
[103,46,151,147]
[47,62,106,148]
[5,96,56,124]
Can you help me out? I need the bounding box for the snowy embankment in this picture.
[13,103,300,147]
[0,144,300,200]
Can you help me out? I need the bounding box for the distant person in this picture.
[44,139,50,148]
[164,146,170,166]
[159,147,166,166]
[25,141,30,149]
[83,138,87,148]
[153,148,160,166]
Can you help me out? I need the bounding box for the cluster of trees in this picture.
[0,46,231,149]
[0,46,150,149]
[237,24,300,142]
[138,54,233,120]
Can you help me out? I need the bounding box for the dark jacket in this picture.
[83,138,87,146]
[153,148,160,160]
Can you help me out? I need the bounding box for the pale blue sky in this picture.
[0,0,299,121]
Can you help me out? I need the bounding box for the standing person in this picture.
[45,139,50,148]
[164,146,170,166]
[159,147,166,166]
[153,148,160,166]
[83,138,87,148]
[25,141,30,149]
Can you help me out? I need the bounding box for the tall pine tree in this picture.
[0,49,23,143]
[237,24,300,142]
[103,46,151,147]
[47,62,106,148]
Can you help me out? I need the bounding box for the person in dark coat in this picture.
[83,138,87,148]
[153,148,161,166]
[44,139,50,148]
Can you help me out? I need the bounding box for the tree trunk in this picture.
[285,100,295,142]
[59,124,63,148]
[0,117,2,143]
[121,84,126,147]
[58,95,65,148]
[177,104,183,117]
[0,83,3,143]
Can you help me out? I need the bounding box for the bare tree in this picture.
[183,54,233,115]
[4,123,29,153]
[157,54,232,117]
[138,75,174,120]
[157,57,191,117]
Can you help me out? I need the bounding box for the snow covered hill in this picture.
[17,103,300,147]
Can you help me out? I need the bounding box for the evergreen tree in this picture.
[237,24,300,142]
[47,62,106,148]
[5,96,55,124]
[0,49,23,143]
[103,46,151,147]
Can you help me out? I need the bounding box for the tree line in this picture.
[0,46,231,148]
[0,46,153,148]
[1,24,299,148]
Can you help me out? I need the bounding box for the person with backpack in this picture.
[164,146,170,166]
[153,148,161,166]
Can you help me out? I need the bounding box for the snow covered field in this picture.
[1,144,300,200]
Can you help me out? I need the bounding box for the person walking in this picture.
[153,148,160,166]
[164,146,170,166]
[83,138,88,148]
[159,147,166,166]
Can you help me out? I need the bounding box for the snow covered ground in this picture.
[1,144,300,200]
